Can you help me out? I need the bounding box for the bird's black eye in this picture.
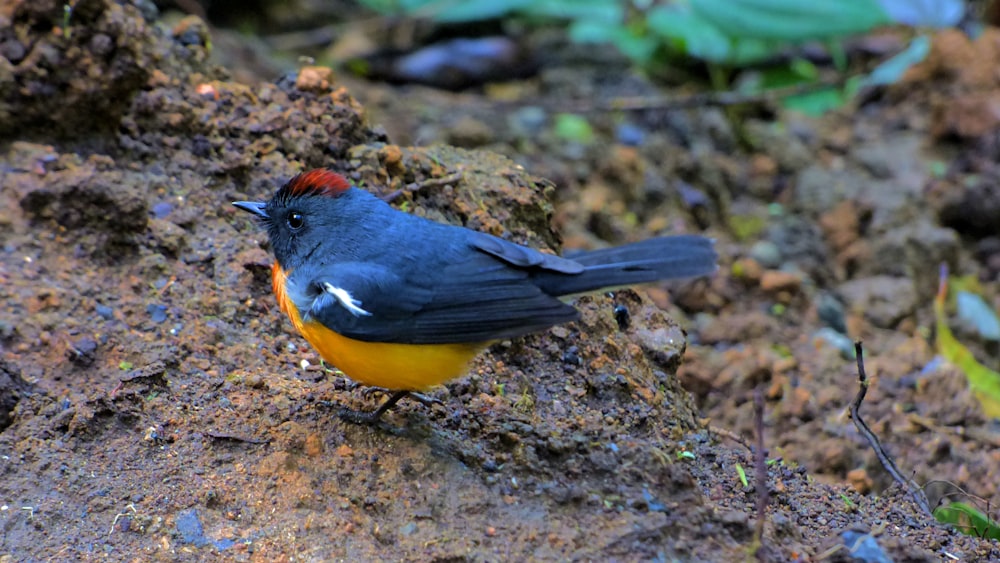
[287,211,304,231]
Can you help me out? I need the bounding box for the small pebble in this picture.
[89,34,113,56]
[615,123,645,146]
[67,337,98,366]
[812,328,855,358]
[613,305,630,331]
[676,182,709,209]
[95,303,114,320]
[760,270,802,293]
[839,530,891,563]
[0,39,26,63]
[146,304,168,324]
[749,240,782,269]
[507,106,547,138]
[816,292,847,333]
[152,202,173,219]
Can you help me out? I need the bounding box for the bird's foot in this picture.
[338,390,409,425]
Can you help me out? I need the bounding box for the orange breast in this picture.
[272,264,484,391]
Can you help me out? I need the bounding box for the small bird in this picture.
[235,169,717,423]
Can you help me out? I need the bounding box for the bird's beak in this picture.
[233,201,269,219]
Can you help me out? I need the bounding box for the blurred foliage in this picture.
[934,267,1000,419]
[354,0,963,113]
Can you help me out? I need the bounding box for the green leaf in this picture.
[553,113,595,143]
[646,6,776,64]
[569,21,659,65]
[430,0,620,22]
[646,5,734,63]
[789,58,819,80]
[432,0,533,22]
[735,463,749,487]
[781,87,849,116]
[689,0,892,43]
[569,19,622,43]
[934,502,1000,540]
[935,271,1000,418]
[522,0,622,21]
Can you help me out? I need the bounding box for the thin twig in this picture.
[708,425,752,452]
[849,341,931,514]
[205,431,270,445]
[753,387,770,544]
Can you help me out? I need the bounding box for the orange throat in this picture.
[270,263,484,391]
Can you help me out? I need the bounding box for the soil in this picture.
[1,1,1000,561]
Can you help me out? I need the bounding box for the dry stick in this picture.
[753,387,770,544]
[849,341,931,515]
[709,424,753,452]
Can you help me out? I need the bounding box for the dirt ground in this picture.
[2,1,1000,561]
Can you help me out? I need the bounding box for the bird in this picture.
[234,169,717,423]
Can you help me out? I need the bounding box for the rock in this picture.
[816,292,848,334]
[507,106,547,138]
[445,116,495,148]
[819,199,872,278]
[749,241,782,269]
[767,218,835,285]
[812,327,855,357]
[760,270,803,294]
[295,66,336,93]
[745,120,813,173]
[838,529,892,563]
[838,276,918,328]
[870,220,960,299]
[175,508,234,550]
[847,468,873,494]
[18,165,149,235]
[67,337,98,367]
[148,218,187,257]
[794,164,869,216]
[0,359,30,431]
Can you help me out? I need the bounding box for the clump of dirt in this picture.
[896,27,1000,140]
[0,360,30,431]
[14,152,150,255]
[0,0,164,139]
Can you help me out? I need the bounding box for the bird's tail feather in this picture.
[538,235,717,296]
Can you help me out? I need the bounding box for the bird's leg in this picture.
[361,386,441,407]
[339,390,410,425]
[338,389,442,425]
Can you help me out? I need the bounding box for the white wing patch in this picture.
[323,283,372,317]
